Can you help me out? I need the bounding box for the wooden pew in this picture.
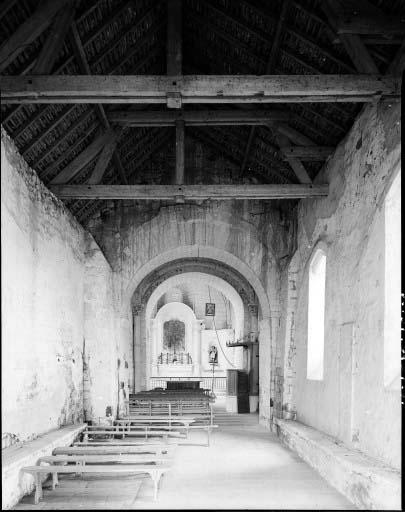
[80,426,186,442]
[127,400,214,424]
[21,463,171,503]
[113,418,218,444]
[54,444,176,456]
[38,454,172,466]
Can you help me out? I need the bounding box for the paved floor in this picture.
[14,401,355,510]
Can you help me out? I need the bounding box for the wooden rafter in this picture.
[68,21,128,184]
[73,130,173,220]
[1,2,162,127]
[273,132,311,184]
[49,129,113,184]
[199,0,355,73]
[240,0,289,177]
[320,0,379,73]
[167,0,182,75]
[49,184,329,200]
[328,0,405,36]
[87,128,122,185]
[190,127,293,184]
[0,0,19,22]
[0,0,69,72]
[280,147,333,161]
[1,75,399,104]
[32,2,76,75]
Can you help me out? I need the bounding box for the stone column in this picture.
[192,320,202,376]
[248,304,259,412]
[132,303,143,393]
[258,317,272,429]
[150,319,158,381]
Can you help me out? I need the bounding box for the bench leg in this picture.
[52,472,59,490]
[151,471,160,501]
[34,474,43,505]
[207,428,210,447]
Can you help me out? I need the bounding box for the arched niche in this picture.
[149,302,202,379]
[145,272,245,341]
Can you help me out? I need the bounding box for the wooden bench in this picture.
[38,454,172,466]
[54,444,176,456]
[111,421,218,444]
[81,427,186,442]
[128,400,213,423]
[21,463,171,503]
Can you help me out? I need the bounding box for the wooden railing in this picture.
[157,352,192,365]
[149,376,227,394]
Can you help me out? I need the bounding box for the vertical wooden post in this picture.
[175,119,185,185]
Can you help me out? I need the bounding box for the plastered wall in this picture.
[1,128,126,443]
[86,200,295,425]
[282,102,401,469]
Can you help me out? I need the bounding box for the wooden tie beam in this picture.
[107,109,291,125]
[49,184,328,200]
[0,75,400,104]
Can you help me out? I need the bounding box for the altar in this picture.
[166,380,202,390]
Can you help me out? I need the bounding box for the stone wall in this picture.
[86,200,296,425]
[280,102,401,469]
[1,128,123,442]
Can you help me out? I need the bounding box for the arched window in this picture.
[384,171,401,389]
[307,248,326,380]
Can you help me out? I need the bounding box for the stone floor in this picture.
[14,401,355,510]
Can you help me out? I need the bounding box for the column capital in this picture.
[132,303,144,316]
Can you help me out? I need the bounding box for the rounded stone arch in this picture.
[124,245,271,320]
[145,272,245,341]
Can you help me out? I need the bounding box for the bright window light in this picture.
[384,171,401,389]
[307,249,326,380]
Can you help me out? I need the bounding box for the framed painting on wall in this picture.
[205,303,215,316]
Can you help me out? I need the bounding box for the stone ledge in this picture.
[274,418,401,510]
[2,424,86,509]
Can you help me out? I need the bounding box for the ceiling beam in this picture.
[280,146,334,160]
[32,2,76,75]
[107,109,291,125]
[0,0,69,72]
[1,75,399,104]
[49,184,329,200]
